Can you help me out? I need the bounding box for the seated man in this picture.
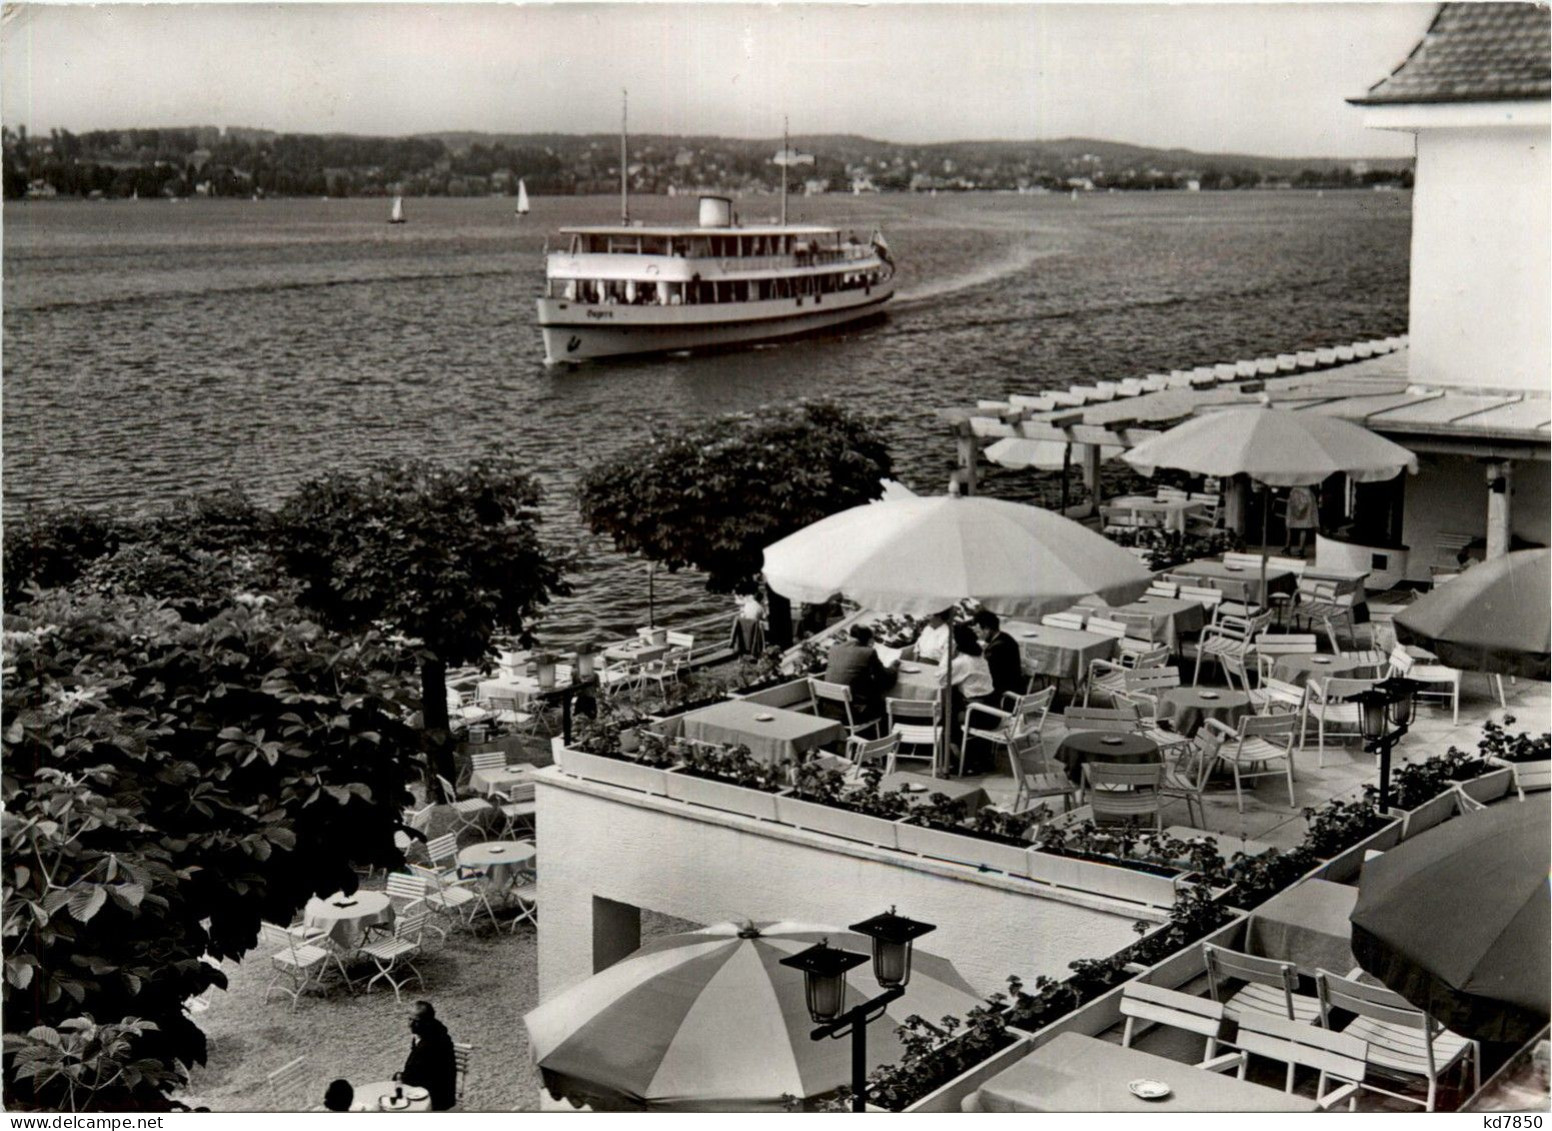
[823,624,897,726]
[974,609,1026,704]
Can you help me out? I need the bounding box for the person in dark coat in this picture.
[822,624,897,726]
[396,1001,458,1111]
[974,610,1027,704]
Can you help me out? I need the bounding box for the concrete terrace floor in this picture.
[942,668,1550,853]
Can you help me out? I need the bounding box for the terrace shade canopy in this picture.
[983,437,1123,472]
[761,493,1153,619]
[1120,406,1418,596]
[1351,796,1551,1045]
[523,920,979,1111]
[1394,549,1551,681]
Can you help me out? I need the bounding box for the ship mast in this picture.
[620,89,630,225]
[780,115,789,227]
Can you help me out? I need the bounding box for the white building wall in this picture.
[1406,123,1550,392]
[1399,452,1551,580]
[536,776,1145,1003]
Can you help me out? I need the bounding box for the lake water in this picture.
[2,190,1410,643]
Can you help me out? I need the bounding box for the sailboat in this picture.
[388,195,406,224]
[515,179,530,217]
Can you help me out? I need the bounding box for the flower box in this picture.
[1022,849,1185,908]
[1306,813,1404,884]
[1458,765,1515,805]
[1492,755,1552,794]
[896,821,1030,874]
[730,677,813,710]
[1399,789,1457,840]
[552,745,672,796]
[898,1032,1035,1114]
[773,793,900,849]
[663,768,781,821]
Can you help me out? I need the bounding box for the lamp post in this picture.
[1345,676,1426,812]
[778,908,937,1113]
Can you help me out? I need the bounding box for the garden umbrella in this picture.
[1351,796,1550,1045]
[762,493,1152,619]
[763,492,1152,769]
[1394,549,1550,681]
[524,920,980,1111]
[1121,405,1418,600]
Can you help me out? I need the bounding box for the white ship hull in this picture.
[537,284,894,363]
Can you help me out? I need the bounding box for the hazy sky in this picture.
[1,3,1438,157]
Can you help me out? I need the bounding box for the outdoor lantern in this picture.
[779,940,868,1024]
[849,907,937,989]
[574,648,596,682]
[1382,677,1421,728]
[1351,688,1391,741]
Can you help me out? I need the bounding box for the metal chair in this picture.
[1119,983,1238,1071]
[453,1042,474,1108]
[1209,713,1299,812]
[1007,732,1078,814]
[1061,704,1141,734]
[1306,677,1372,766]
[496,780,536,839]
[508,859,538,934]
[1084,642,1169,706]
[435,773,495,840]
[1316,970,1480,1112]
[807,677,882,740]
[1159,719,1223,828]
[845,732,901,778]
[961,686,1054,777]
[1254,633,1319,684]
[1387,646,1462,726]
[886,697,941,771]
[1233,1012,1368,1111]
[1082,762,1164,830]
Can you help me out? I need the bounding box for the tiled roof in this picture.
[1353,3,1551,105]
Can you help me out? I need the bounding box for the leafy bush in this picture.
[1478,716,1551,764]
[1366,745,1491,813]
[1106,527,1244,573]
[859,984,1021,1112]
[676,742,783,792]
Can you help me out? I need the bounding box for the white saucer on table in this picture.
[1128,1079,1171,1101]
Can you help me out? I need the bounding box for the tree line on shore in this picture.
[2,124,1413,201]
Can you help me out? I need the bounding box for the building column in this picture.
[954,421,978,497]
[1486,461,1514,559]
[1079,443,1103,510]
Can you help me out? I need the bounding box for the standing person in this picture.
[938,624,995,774]
[1283,485,1319,558]
[911,608,954,663]
[973,610,1026,704]
[396,1000,458,1111]
[729,583,767,657]
[823,624,896,727]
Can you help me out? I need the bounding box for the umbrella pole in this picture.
[648,562,655,629]
[1260,485,1270,617]
[939,628,955,778]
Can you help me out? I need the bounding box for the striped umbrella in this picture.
[524,920,980,1111]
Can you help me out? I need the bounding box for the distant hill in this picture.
[4,124,1412,200]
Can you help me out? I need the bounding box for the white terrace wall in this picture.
[535,772,1146,1003]
[1401,451,1552,580]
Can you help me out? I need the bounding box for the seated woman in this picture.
[910,608,954,663]
[938,624,996,774]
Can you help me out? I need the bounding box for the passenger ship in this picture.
[536,194,896,364]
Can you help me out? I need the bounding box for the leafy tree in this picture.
[271,457,569,791]
[2,586,421,1110]
[577,402,892,644]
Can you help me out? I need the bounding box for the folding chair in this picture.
[496,780,536,839]
[1062,704,1141,734]
[435,774,495,840]
[358,910,428,1002]
[1119,983,1238,1071]
[260,923,331,1011]
[1159,719,1223,828]
[1254,633,1319,684]
[639,633,693,701]
[1316,971,1480,1112]
[846,732,902,779]
[1387,646,1462,726]
[1085,641,1169,705]
[508,859,538,934]
[961,687,1054,777]
[425,834,499,929]
[1007,732,1078,814]
[265,1055,309,1111]
[1306,677,1371,767]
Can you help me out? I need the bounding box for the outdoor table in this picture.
[468,764,533,797]
[1156,687,1253,738]
[1176,559,1298,605]
[602,638,669,664]
[878,771,988,813]
[1244,877,1360,978]
[1271,653,1365,688]
[1005,621,1116,683]
[477,674,576,706]
[974,1031,1317,1112]
[1107,494,1204,534]
[458,840,535,889]
[680,700,845,766]
[351,1081,433,1113]
[888,662,940,703]
[1054,730,1160,785]
[304,891,394,951]
[1110,594,1206,650]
